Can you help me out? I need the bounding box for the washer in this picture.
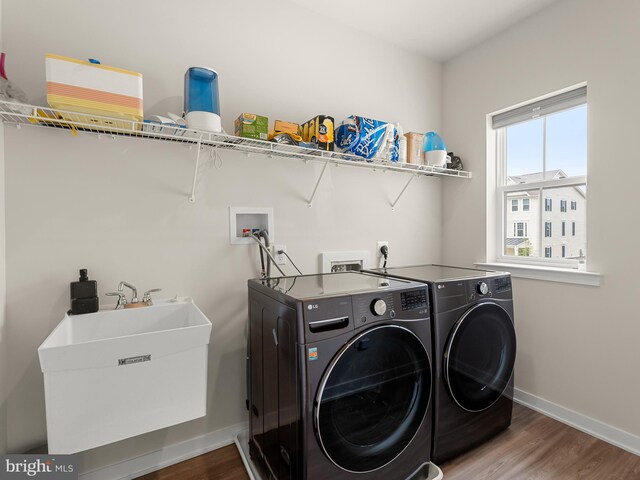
[365,265,516,464]
[247,272,433,479]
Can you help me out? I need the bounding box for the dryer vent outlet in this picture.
[330,260,363,273]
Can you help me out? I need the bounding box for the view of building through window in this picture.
[501,102,587,266]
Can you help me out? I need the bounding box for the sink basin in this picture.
[38,298,212,454]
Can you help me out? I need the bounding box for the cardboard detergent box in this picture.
[301,115,334,151]
[235,113,268,140]
[274,120,300,135]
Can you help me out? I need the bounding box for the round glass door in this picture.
[444,302,516,412]
[315,325,431,473]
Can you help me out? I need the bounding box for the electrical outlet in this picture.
[376,241,389,258]
[272,245,287,266]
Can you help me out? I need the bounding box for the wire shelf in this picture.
[0,100,472,179]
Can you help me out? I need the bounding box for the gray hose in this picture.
[249,233,286,277]
[259,229,272,278]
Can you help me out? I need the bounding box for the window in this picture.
[545,198,552,212]
[562,245,566,258]
[513,222,528,237]
[494,86,587,268]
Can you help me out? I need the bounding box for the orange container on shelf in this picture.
[45,54,143,130]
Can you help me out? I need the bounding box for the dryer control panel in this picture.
[465,275,512,302]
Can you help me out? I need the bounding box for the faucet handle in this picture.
[142,288,162,305]
[105,291,128,309]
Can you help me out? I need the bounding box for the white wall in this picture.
[1,0,443,472]
[0,0,8,455]
[443,0,640,437]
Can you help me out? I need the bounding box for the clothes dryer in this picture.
[366,265,516,464]
[247,272,433,479]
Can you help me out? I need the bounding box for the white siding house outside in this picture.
[505,170,586,261]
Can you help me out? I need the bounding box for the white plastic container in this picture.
[38,299,212,454]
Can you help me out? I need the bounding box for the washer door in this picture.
[444,302,516,412]
[315,325,431,473]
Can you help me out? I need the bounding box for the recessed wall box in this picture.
[321,251,370,274]
[229,207,274,245]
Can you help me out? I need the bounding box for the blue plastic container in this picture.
[184,67,221,132]
[423,131,447,152]
[184,67,220,115]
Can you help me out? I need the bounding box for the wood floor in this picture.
[440,403,640,479]
[136,444,249,480]
[136,403,640,479]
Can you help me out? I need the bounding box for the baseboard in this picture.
[514,388,640,456]
[79,421,248,480]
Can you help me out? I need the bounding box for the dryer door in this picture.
[315,324,431,473]
[444,302,516,412]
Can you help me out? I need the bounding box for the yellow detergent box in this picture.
[235,113,269,140]
[301,115,334,151]
[45,54,143,130]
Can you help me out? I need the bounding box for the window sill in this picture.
[475,262,602,287]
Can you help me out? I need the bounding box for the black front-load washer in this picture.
[247,272,433,479]
[366,265,516,464]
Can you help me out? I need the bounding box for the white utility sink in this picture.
[38,298,212,454]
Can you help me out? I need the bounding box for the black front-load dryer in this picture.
[247,272,433,479]
[366,265,516,464]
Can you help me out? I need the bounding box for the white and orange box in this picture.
[45,54,143,129]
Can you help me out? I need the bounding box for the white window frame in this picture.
[522,198,530,211]
[511,199,519,212]
[490,83,602,286]
[496,146,587,269]
[545,246,552,258]
[561,200,567,212]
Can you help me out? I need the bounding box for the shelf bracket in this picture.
[307,160,330,208]
[391,174,416,211]
[188,136,203,204]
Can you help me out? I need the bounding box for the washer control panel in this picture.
[353,287,429,326]
[400,289,428,311]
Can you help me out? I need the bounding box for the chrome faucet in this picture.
[118,281,138,303]
[106,282,162,309]
[105,291,128,309]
